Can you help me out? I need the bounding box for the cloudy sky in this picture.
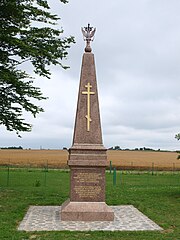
[1,0,180,150]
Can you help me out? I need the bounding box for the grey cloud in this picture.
[1,0,180,150]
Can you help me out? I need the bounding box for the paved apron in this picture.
[18,205,162,231]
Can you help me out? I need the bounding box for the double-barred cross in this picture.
[82,82,95,132]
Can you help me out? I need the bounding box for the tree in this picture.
[0,0,75,136]
[175,134,180,141]
[175,134,180,159]
[114,145,121,150]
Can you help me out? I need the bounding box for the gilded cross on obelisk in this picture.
[82,82,95,131]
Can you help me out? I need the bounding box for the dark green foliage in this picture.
[0,146,23,149]
[34,179,41,187]
[175,134,180,159]
[175,134,180,140]
[0,0,75,135]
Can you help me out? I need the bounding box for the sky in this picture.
[1,0,180,150]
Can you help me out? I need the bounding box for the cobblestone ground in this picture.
[18,205,162,231]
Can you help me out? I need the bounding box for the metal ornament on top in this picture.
[81,23,96,52]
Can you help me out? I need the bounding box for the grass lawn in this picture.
[0,168,180,240]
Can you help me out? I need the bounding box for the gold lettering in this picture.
[74,186,101,198]
[74,172,102,183]
[73,172,103,199]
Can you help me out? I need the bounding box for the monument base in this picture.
[61,199,114,221]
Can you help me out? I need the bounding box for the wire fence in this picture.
[0,165,69,188]
[1,160,180,171]
[110,167,180,187]
[108,160,180,172]
[0,164,180,188]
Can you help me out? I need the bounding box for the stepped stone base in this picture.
[61,199,114,221]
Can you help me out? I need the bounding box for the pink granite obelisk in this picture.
[61,24,114,221]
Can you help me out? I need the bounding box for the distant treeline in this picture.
[108,146,175,152]
[0,146,23,150]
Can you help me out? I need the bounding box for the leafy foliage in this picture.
[175,134,180,159]
[175,133,180,141]
[0,0,75,135]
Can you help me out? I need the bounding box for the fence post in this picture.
[131,162,133,173]
[44,166,47,187]
[113,167,116,186]
[119,170,123,186]
[152,162,154,175]
[46,160,49,172]
[27,160,31,172]
[44,160,49,186]
[7,163,10,187]
[110,161,112,174]
[173,163,175,174]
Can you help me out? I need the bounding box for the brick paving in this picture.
[18,205,162,231]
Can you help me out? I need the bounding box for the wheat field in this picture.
[0,149,180,170]
[107,150,180,170]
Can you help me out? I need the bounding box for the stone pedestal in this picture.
[61,46,114,221]
[61,200,114,221]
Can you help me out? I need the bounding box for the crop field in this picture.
[0,149,180,170]
[107,150,180,170]
[0,149,68,168]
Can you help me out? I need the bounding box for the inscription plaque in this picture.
[70,168,105,202]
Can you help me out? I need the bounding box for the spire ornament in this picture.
[81,23,96,52]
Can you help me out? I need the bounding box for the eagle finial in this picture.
[81,23,96,52]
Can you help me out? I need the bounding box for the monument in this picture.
[18,24,162,232]
[61,24,114,221]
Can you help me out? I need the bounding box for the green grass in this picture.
[0,168,180,240]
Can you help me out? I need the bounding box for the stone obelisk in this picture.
[61,24,114,221]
